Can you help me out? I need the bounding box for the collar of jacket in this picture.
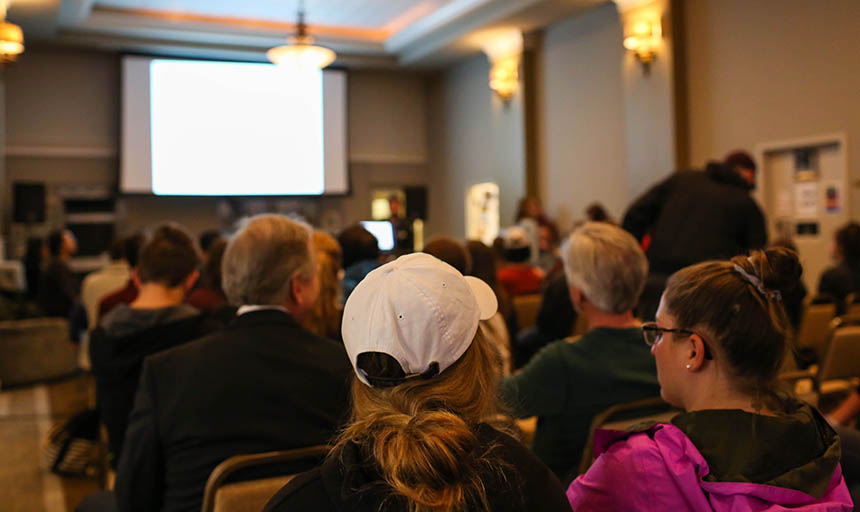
[705,161,753,190]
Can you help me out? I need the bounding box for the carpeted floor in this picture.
[0,375,102,512]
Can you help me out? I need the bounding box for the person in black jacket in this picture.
[818,222,860,313]
[89,224,217,465]
[108,214,351,512]
[622,150,767,318]
[264,253,570,512]
[38,229,80,317]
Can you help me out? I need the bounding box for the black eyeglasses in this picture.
[641,322,713,360]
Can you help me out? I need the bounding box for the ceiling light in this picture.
[267,1,335,69]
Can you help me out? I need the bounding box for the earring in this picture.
[685,364,692,369]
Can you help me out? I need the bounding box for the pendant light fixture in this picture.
[267,0,335,69]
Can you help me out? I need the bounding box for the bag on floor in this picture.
[41,407,101,477]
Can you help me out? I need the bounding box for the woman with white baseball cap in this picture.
[264,252,570,512]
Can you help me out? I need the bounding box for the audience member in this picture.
[264,253,570,512]
[818,222,860,313]
[89,224,215,463]
[425,237,511,375]
[110,215,351,512]
[24,236,46,299]
[585,202,612,223]
[466,240,518,340]
[338,224,380,301]
[622,150,767,318]
[567,248,852,511]
[512,272,577,369]
[501,222,658,480]
[81,238,132,329]
[98,233,145,323]
[516,196,559,249]
[497,226,545,296]
[197,229,223,264]
[623,150,766,270]
[770,238,807,332]
[300,230,344,340]
[185,238,228,312]
[423,236,472,273]
[38,229,79,317]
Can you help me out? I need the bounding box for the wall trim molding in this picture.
[349,153,427,165]
[5,145,118,158]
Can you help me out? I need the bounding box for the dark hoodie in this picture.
[622,162,767,275]
[89,304,223,462]
[263,423,572,512]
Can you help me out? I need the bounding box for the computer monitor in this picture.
[360,221,395,252]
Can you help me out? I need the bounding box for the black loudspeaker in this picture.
[405,186,428,220]
[13,182,46,223]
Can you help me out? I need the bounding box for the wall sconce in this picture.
[623,17,661,74]
[0,0,23,63]
[482,31,522,102]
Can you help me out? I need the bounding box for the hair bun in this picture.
[752,247,803,296]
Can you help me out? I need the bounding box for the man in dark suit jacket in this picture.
[108,215,352,512]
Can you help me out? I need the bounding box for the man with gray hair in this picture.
[500,222,660,482]
[110,214,351,512]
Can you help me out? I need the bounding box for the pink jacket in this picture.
[567,423,852,511]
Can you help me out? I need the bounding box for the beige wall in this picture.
[620,0,675,203]
[540,3,628,233]
[2,48,431,244]
[685,0,860,215]
[427,53,526,239]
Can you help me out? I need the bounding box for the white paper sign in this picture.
[794,182,819,218]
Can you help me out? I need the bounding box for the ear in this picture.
[685,334,708,372]
[183,270,200,291]
[131,269,142,289]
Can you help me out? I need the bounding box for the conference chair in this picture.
[845,294,860,317]
[578,396,676,475]
[795,300,837,362]
[816,322,860,393]
[512,294,541,331]
[0,318,79,387]
[200,445,330,512]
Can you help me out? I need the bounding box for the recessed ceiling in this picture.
[9,0,608,67]
[94,0,455,33]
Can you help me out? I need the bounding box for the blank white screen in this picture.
[121,56,348,196]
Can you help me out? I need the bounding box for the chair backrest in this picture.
[795,302,837,360]
[512,294,541,331]
[846,293,860,317]
[0,317,78,387]
[578,396,676,475]
[201,445,331,512]
[818,325,860,383]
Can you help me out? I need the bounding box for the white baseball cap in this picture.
[342,252,498,387]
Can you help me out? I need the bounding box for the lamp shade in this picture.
[267,35,335,69]
[0,21,23,58]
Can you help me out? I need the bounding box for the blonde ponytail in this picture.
[334,329,508,512]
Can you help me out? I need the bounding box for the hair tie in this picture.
[733,263,782,302]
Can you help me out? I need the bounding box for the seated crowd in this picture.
[12,178,860,511]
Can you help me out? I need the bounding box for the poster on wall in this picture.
[825,182,842,214]
[794,182,819,218]
[466,183,500,246]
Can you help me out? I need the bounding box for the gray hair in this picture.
[562,222,648,314]
[222,214,315,306]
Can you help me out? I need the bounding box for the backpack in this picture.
[42,408,101,477]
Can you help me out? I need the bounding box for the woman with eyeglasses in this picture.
[566,247,853,511]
